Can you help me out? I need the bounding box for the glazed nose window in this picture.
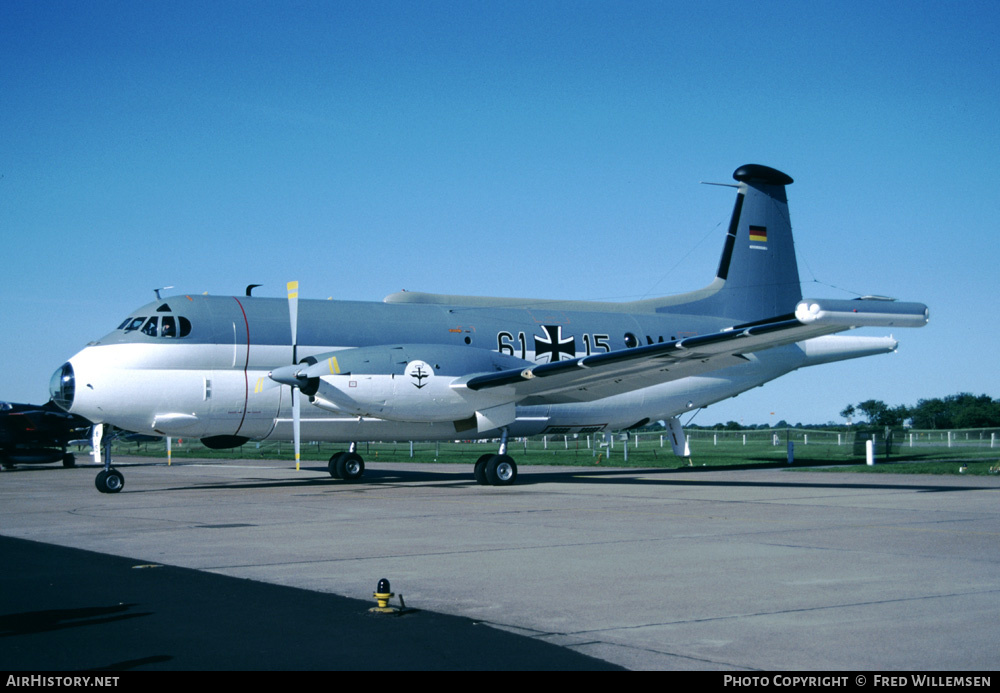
[49,362,75,411]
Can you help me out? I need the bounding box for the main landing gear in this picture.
[325,430,520,487]
[474,427,518,486]
[327,450,365,481]
[474,453,518,486]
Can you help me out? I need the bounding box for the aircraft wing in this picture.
[4,408,84,434]
[457,299,928,405]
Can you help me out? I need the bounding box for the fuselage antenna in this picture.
[246,284,263,297]
[154,286,174,300]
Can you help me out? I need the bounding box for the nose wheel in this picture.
[95,468,124,493]
[93,424,124,493]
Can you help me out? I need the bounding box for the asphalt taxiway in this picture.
[2,458,998,670]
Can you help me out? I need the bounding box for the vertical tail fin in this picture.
[664,164,802,323]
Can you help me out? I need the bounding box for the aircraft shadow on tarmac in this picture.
[0,604,149,637]
[41,460,992,495]
[0,535,621,671]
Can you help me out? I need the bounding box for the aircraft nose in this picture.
[49,362,75,412]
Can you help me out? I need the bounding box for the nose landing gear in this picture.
[95,468,124,493]
[93,424,124,494]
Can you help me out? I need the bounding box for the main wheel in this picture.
[95,468,124,494]
[485,454,517,486]
[336,452,365,481]
[474,454,492,485]
[328,452,345,478]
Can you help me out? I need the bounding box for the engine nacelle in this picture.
[272,344,527,425]
[310,362,472,421]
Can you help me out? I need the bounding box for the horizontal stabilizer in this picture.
[458,298,928,405]
[794,298,929,328]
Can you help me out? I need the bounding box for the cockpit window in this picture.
[123,317,146,332]
[118,314,191,338]
[161,316,176,337]
[0,402,11,411]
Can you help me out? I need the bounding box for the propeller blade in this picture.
[292,386,301,471]
[287,281,299,363]
[287,281,301,470]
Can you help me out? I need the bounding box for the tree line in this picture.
[685,393,1000,431]
[842,393,1000,429]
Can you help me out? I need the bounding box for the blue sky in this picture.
[2,0,998,426]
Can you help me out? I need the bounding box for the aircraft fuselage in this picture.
[50,292,894,444]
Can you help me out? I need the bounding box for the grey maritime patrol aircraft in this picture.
[49,164,928,493]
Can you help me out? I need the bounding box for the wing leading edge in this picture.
[456,298,928,405]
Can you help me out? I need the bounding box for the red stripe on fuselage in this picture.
[232,297,251,436]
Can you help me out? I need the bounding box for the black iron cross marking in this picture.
[534,325,576,363]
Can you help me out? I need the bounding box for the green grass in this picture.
[98,433,1000,476]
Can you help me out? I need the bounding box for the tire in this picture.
[328,452,344,478]
[337,452,365,481]
[96,468,124,494]
[485,454,517,486]
[474,454,492,485]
